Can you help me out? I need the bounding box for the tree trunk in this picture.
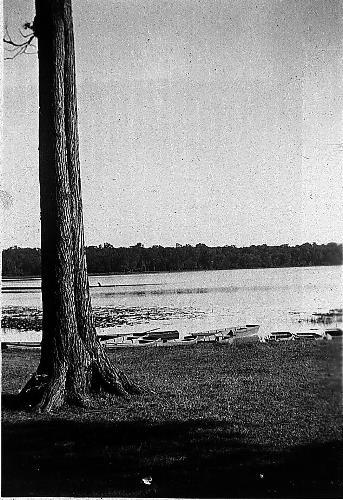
[20,0,138,412]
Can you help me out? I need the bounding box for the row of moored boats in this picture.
[98,324,261,349]
[2,323,342,350]
[264,326,342,342]
[2,324,261,350]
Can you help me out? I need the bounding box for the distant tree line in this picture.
[2,242,342,277]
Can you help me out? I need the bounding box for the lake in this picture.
[2,266,342,341]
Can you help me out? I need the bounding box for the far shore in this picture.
[2,261,342,281]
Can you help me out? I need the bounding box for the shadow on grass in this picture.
[2,393,25,410]
[2,397,343,498]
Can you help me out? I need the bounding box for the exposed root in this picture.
[66,393,97,409]
[18,362,140,412]
[18,368,68,412]
[34,371,67,412]
[97,361,141,397]
[20,372,50,409]
[17,330,141,412]
[116,369,141,395]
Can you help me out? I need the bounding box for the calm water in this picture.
[2,266,342,341]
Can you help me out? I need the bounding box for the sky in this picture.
[2,0,342,248]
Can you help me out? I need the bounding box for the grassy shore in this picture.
[2,340,342,497]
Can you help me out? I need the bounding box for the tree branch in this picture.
[3,24,36,60]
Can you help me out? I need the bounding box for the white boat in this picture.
[103,328,180,348]
[235,324,260,337]
[218,336,235,345]
[192,325,260,343]
[324,327,343,340]
[230,325,261,344]
[167,335,198,346]
[98,328,144,345]
[196,332,218,342]
[231,334,261,345]
[106,337,161,349]
[293,328,325,340]
[2,341,41,350]
[98,333,129,343]
[265,332,294,342]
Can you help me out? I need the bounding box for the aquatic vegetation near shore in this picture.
[1,306,206,331]
[1,307,43,331]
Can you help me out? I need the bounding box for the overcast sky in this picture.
[2,0,342,248]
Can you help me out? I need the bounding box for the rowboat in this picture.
[235,324,260,337]
[98,333,129,342]
[265,332,294,342]
[99,328,179,346]
[194,327,234,341]
[196,332,218,342]
[218,336,235,344]
[167,335,198,346]
[142,330,179,341]
[2,341,41,350]
[324,327,343,340]
[230,325,260,344]
[293,328,325,340]
[192,325,260,343]
[105,337,161,349]
[232,334,261,345]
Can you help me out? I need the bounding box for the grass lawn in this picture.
[2,340,342,497]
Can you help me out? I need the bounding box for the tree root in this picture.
[18,362,141,413]
[20,371,67,412]
[20,373,50,409]
[97,361,141,398]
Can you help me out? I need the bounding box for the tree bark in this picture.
[20,0,138,412]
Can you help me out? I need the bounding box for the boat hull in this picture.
[166,338,198,346]
[234,325,260,338]
[265,332,294,342]
[324,327,343,340]
[106,341,160,349]
[193,325,260,343]
[2,342,41,350]
[231,334,260,344]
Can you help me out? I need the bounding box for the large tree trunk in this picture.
[21,0,138,412]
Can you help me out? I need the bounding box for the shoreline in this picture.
[2,262,342,281]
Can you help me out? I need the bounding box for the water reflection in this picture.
[96,286,241,297]
[2,266,342,340]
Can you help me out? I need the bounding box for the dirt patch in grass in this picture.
[2,341,343,497]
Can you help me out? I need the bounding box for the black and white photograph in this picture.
[1,0,342,497]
